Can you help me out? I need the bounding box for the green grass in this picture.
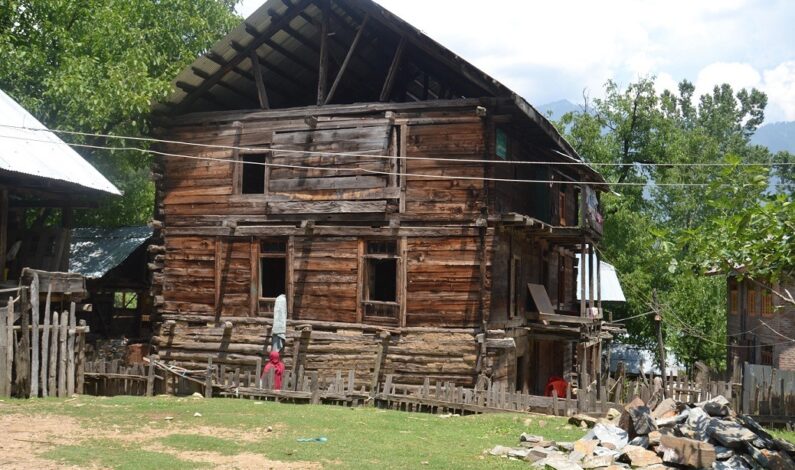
[3,396,585,469]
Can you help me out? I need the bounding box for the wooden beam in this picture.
[324,13,369,105]
[380,36,406,102]
[176,0,314,113]
[250,51,270,109]
[316,0,330,105]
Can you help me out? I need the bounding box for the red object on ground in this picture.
[545,376,568,397]
[262,350,285,390]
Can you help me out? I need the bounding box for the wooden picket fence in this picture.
[741,363,795,423]
[0,275,89,398]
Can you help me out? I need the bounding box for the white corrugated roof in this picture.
[576,253,626,302]
[0,89,121,195]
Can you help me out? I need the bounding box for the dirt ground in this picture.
[0,410,320,470]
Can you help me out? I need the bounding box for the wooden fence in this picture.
[741,363,795,422]
[0,274,89,398]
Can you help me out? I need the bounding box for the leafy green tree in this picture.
[0,0,240,226]
[558,77,777,371]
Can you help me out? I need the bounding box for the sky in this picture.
[236,0,795,123]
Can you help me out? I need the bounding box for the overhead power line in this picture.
[1,122,793,169]
[0,132,786,190]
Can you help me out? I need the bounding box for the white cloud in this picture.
[763,61,795,122]
[695,62,762,96]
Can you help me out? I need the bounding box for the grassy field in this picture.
[0,395,586,469]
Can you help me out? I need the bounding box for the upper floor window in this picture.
[241,153,267,194]
[729,285,739,315]
[747,288,757,316]
[362,240,399,319]
[259,239,287,299]
[762,290,774,316]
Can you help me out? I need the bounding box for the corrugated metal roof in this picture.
[69,226,152,279]
[0,89,121,195]
[576,253,626,302]
[609,344,682,376]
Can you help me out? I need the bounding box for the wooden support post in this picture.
[580,241,587,316]
[76,319,86,394]
[205,362,213,398]
[57,310,67,398]
[0,298,8,397]
[596,249,602,314]
[48,310,58,396]
[380,36,406,102]
[15,286,30,397]
[66,302,76,396]
[324,13,369,105]
[653,290,667,398]
[41,282,52,398]
[146,356,156,397]
[30,273,39,397]
[370,331,390,397]
[250,51,270,109]
[588,242,595,314]
[316,0,329,105]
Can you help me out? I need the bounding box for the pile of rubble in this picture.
[488,395,795,469]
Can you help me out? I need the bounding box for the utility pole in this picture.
[653,290,668,398]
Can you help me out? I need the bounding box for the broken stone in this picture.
[606,408,621,421]
[758,448,795,470]
[618,445,662,467]
[699,395,732,417]
[686,406,712,441]
[648,431,661,446]
[521,434,547,443]
[628,436,649,448]
[593,423,629,451]
[651,398,678,420]
[574,439,598,457]
[543,457,584,470]
[656,409,689,427]
[627,405,657,436]
[569,451,586,463]
[570,414,599,428]
[709,420,759,449]
[521,440,556,449]
[660,434,716,468]
[713,455,752,470]
[619,397,646,435]
[508,448,532,459]
[601,442,616,451]
[557,442,575,452]
[489,445,513,456]
[525,447,555,463]
[593,446,619,457]
[715,446,734,460]
[582,455,615,469]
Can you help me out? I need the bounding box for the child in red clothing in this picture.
[262,350,285,390]
[545,376,569,397]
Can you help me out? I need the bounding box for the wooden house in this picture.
[150,0,610,393]
[727,276,795,371]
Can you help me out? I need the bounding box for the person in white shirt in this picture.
[272,294,287,352]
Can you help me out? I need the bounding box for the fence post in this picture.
[76,319,86,394]
[57,310,68,398]
[16,287,30,397]
[66,303,76,396]
[0,299,8,397]
[370,331,390,397]
[30,273,39,397]
[40,283,51,398]
[146,355,156,397]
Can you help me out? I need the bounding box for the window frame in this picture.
[747,288,758,317]
[729,287,739,315]
[761,290,774,317]
[258,238,288,302]
[360,239,401,323]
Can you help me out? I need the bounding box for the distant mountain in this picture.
[751,121,795,154]
[537,99,581,121]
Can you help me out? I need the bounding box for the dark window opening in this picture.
[242,153,266,194]
[260,257,286,298]
[559,187,567,225]
[367,240,397,255]
[261,240,286,253]
[367,258,397,302]
[761,345,774,366]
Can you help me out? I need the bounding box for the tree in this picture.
[558,77,778,370]
[0,0,240,226]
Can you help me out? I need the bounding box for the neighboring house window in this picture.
[114,291,138,310]
[241,153,267,194]
[761,345,774,366]
[762,290,774,316]
[362,240,399,319]
[259,239,287,299]
[747,288,757,317]
[729,286,739,315]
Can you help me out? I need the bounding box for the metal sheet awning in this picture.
[576,253,626,302]
[0,89,121,195]
[69,226,152,279]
